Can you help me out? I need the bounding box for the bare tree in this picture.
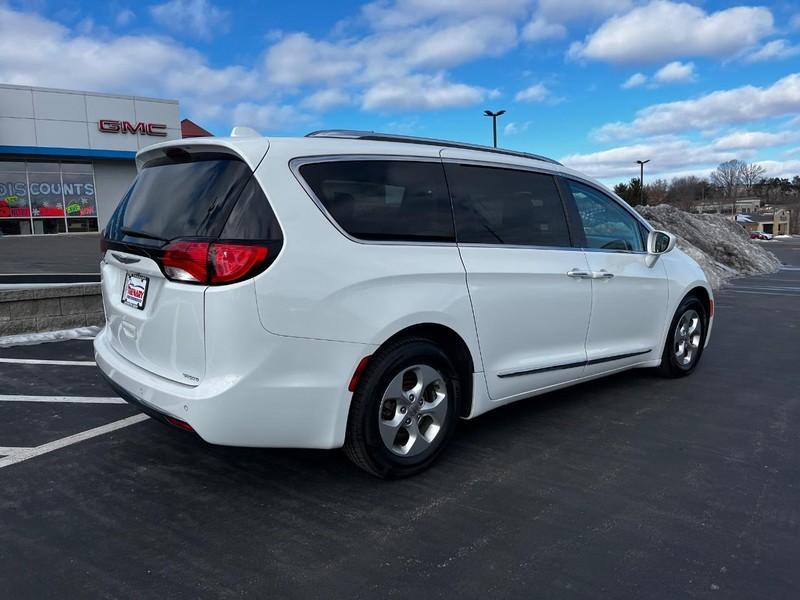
[710,159,745,215]
[740,162,766,194]
[645,178,668,205]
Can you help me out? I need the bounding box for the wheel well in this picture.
[379,323,475,418]
[687,286,711,320]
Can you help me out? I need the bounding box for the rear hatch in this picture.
[101,142,280,385]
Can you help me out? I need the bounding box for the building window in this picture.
[0,160,97,235]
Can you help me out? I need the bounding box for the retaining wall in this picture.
[0,284,104,336]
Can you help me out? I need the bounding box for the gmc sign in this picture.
[98,119,167,136]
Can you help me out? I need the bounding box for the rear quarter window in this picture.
[298,160,455,243]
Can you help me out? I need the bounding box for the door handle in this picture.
[567,269,592,279]
[592,270,615,279]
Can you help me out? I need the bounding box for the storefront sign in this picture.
[98,119,167,136]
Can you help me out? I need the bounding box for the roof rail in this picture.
[305,129,562,166]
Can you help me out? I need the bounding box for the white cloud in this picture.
[504,120,532,135]
[406,17,518,68]
[150,0,229,40]
[263,33,361,87]
[536,0,632,24]
[654,61,695,84]
[560,136,741,179]
[570,1,773,63]
[301,89,351,111]
[712,130,798,151]
[745,39,800,63]
[231,103,311,132]
[592,73,800,140]
[622,72,647,89]
[791,14,800,30]
[0,5,258,121]
[362,73,488,111]
[515,83,550,102]
[361,0,529,29]
[753,159,800,179]
[115,9,135,26]
[521,17,566,42]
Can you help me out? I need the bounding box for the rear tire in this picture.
[658,295,707,378]
[344,337,460,478]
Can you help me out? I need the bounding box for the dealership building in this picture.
[0,84,210,237]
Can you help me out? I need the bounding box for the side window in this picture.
[445,163,571,247]
[298,160,454,242]
[567,180,644,252]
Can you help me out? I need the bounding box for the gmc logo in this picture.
[98,120,168,136]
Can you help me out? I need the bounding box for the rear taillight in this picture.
[160,240,271,285]
[209,243,269,284]
[162,240,209,283]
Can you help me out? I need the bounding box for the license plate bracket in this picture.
[122,272,149,310]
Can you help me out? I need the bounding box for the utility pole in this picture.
[636,159,650,206]
[484,110,506,148]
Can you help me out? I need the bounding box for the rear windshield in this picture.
[105,151,255,245]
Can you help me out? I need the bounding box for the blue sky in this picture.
[2,0,800,184]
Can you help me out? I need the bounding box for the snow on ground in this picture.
[636,204,781,289]
[0,326,100,348]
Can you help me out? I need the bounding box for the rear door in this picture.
[443,158,592,401]
[101,147,266,385]
[562,179,669,372]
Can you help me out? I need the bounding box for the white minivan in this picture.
[95,130,713,478]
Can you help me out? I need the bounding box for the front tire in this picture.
[344,338,460,478]
[658,295,707,378]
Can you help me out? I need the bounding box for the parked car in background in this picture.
[95,130,714,478]
[750,231,774,240]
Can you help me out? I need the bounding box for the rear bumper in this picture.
[94,326,375,449]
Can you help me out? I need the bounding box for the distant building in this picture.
[736,209,791,236]
[1,83,212,236]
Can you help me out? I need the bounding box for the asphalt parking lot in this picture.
[1,239,799,599]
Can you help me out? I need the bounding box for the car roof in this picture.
[135,132,606,198]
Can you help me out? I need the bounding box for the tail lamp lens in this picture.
[162,241,209,283]
[160,240,270,285]
[209,243,269,284]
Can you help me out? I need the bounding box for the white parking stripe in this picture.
[0,395,125,404]
[0,447,31,456]
[0,414,149,469]
[725,289,800,297]
[0,358,96,366]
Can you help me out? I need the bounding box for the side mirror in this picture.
[646,230,676,267]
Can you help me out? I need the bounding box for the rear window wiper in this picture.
[120,227,168,242]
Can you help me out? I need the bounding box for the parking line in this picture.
[0,414,149,469]
[0,395,126,404]
[0,358,96,366]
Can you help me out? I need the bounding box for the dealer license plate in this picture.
[122,273,149,310]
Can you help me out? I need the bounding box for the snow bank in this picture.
[636,204,781,289]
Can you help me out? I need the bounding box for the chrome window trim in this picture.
[289,155,457,247]
[439,156,562,177]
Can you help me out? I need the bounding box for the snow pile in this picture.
[636,204,781,289]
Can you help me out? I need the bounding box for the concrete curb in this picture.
[0,284,104,336]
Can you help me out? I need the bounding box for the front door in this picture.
[563,179,669,373]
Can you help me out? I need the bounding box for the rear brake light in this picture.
[160,239,271,285]
[162,240,209,283]
[209,243,269,284]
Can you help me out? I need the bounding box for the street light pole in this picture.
[636,159,650,206]
[484,109,506,148]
